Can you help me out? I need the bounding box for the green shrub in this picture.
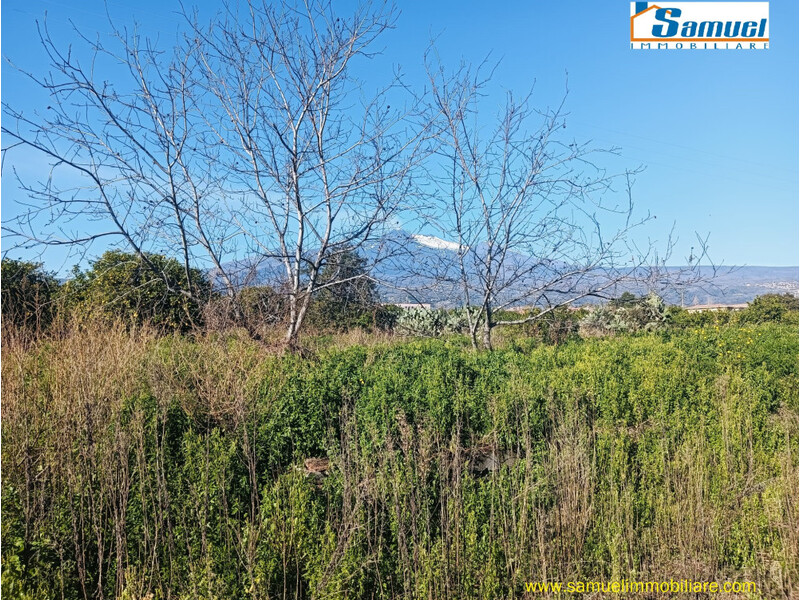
[580,292,666,336]
[737,293,799,324]
[394,306,475,337]
[62,250,210,330]
[1,258,60,331]
[2,320,797,599]
[304,251,386,331]
[515,306,584,344]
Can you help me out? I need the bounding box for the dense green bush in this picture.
[665,293,799,329]
[394,306,474,336]
[514,306,584,344]
[238,285,287,326]
[1,258,60,331]
[737,293,799,324]
[665,304,730,328]
[2,320,797,599]
[62,250,210,331]
[394,306,583,344]
[580,292,667,335]
[304,251,389,331]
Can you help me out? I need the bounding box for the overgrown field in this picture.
[2,322,797,599]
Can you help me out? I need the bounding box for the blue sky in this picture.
[2,0,798,270]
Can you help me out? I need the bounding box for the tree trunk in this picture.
[284,289,312,351]
[469,327,479,351]
[285,293,300,349]
[482,305,493,351]
[284,324,298,349]
[468,310,480,351]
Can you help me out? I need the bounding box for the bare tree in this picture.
[188,0,427,347]
[2,0,427,348]
[629,227,723,307]
[423,57,651,350]
[2,18,227,309]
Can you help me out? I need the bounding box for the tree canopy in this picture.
[62,250,210,331]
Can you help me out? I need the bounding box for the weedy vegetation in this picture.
[2,287,797,599]
[1,0,794,595]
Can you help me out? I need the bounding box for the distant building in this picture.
[507,304,587,314]
[685,303,748,313]
[388,302,432,310]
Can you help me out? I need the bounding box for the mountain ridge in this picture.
[209,232,798,307]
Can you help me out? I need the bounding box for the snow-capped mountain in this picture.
[209,230,798,307]
[410,234,463,252]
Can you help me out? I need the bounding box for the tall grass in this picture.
[2,321,797,599]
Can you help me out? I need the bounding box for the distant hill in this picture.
[657,266,798,307]
[210,231,798,308]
